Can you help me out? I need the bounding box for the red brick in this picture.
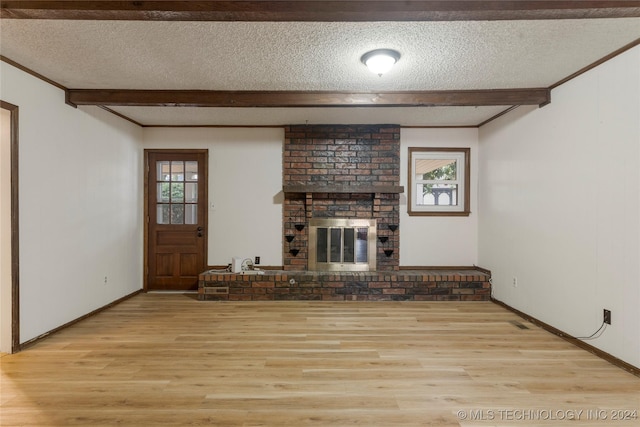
[368,281,391,288]
[383,288,406,295]
[322,295,345,301]
[291,162,312,169]
[409,295,431,301]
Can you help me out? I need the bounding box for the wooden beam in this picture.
[66,89,550,108]
[2,1,640,21]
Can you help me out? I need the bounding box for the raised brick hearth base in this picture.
[198,269,491,301]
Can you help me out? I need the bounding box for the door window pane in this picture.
[171,204,184,224]
[157,183,170,202]
[185,204,197,224]
[171,183,184,202]
[185,183,198,203]
[157,204,170,224]
[171,161,184,181]
[157,161,171,181]
[185,161,198,181]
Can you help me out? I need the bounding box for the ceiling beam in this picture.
[66,89,551,108]
[2,1,640,21]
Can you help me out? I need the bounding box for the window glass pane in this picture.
[185,161,198,181]
[157,161,171,182]
[185,183,198,203]
[157,183,170,203]
[416,158,457,181]
[330,228,341,263]
[356,228,368,263]
[316,228,328,263]
[171,204,184,224]
[185,204,197,224]
[417,184,458,206]
[343,228,355,263]
[171,161,184,182]
[171,183,184,202]
[157,204,170,224]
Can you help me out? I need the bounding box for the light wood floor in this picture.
[1,294,639,427]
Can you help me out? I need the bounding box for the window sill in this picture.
[408,210,471,217]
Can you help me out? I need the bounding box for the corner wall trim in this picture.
[18,289,143,352]
[491,297,639,378]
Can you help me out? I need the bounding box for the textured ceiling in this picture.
[1,17,639,126]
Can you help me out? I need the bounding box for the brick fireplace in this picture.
[197,124,492,301]
[282,124,402,271]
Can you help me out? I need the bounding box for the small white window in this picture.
[408,147,470,216]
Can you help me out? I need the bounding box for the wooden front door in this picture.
[146,150,207,291]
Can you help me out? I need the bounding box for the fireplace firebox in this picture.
[308,218,377,272]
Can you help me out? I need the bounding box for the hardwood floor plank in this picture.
[1,294,638,426]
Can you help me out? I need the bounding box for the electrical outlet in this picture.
[104,276,108,285]
[603,309,611,325]
[254,256,260,265]
[512,277,518,287]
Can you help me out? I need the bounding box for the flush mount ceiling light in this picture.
[361,49,401,76]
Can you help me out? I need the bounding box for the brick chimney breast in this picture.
[283,125,401,271]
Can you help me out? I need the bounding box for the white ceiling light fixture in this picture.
[361,49,401,76]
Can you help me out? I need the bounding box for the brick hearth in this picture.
[198,270,491,301]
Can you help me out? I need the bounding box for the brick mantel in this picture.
[283,184,404,194]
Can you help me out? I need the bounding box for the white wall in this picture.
[478,46,640,367]
[400,128,479,266]
[0,63,144,344]
[143,128,284,267]
[145,127,477,268]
